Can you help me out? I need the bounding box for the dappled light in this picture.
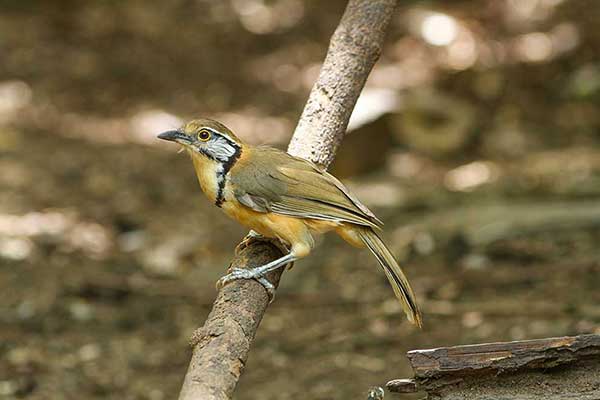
[420,13,458,46]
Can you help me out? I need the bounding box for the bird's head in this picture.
[157,118,243,163]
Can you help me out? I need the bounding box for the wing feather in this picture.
[230,147,382,229]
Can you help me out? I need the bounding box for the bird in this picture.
[158,118,423,327]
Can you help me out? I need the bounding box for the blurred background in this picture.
[1,0,599,399]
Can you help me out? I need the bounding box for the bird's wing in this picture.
[230,147,383,229]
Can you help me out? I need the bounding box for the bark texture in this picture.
[387,334,600,399]
[178,242,283,400]
[178,1,398,399]
[287,0,398,167]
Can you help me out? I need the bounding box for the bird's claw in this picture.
[216,267,276,302]
[256,277,276,301]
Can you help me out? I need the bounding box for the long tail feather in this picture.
[356,227,423,327]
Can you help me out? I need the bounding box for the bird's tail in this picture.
[356,227,423,327]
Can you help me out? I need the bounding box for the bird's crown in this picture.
[180,118,241,144]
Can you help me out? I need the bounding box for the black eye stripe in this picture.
[214,143,242,208]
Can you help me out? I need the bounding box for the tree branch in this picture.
[288,0,397,166]
[178,2,399,399]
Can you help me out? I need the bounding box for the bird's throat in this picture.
[189,146,242,208]
[190,153,221,204]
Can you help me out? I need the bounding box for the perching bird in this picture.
[158,119,422,327]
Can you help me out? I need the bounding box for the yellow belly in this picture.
[221,196,367,250]
[221,199,310,239]
[222,192,339,237]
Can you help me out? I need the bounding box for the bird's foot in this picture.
[216,267,276,301]
[235,230,263,255]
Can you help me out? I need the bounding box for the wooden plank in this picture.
[387,334,600,399]
[406,334,600,379]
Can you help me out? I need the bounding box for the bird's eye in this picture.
[197,129,211,142]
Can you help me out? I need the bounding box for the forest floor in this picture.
[1,126,599,400]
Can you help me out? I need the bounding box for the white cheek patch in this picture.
[210,137,237,160]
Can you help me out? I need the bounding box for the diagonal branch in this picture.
[178,1,399,399]
[288,0,398,167]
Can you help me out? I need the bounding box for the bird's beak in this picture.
[157,130,191,144]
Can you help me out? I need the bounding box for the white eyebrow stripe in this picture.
[205,127,236,143]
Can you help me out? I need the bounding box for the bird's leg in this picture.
[216,253,297,301]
